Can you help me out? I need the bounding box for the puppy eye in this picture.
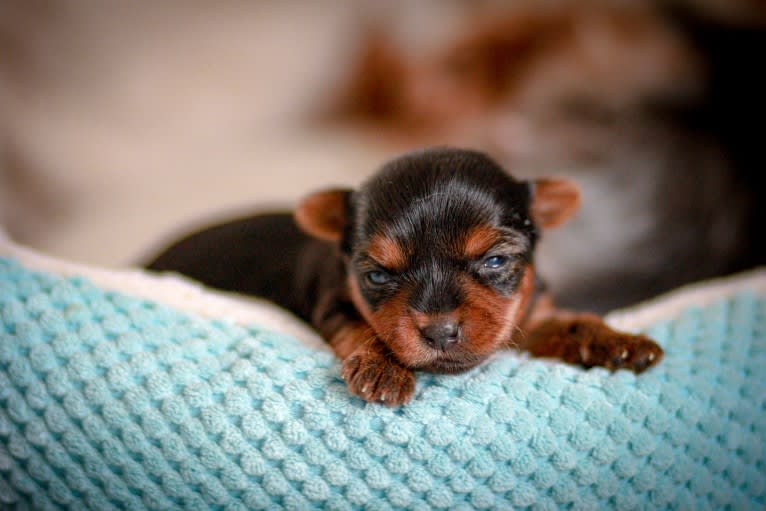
[366,270,392,285]
[482,255,508,269]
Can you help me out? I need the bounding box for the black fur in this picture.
[146,213,334,323]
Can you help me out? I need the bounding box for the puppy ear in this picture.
[294,189,352,241]
[529,179,581,229]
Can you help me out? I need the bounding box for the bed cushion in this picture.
[0,241,764,510]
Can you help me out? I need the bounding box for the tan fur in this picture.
[347,266,523,372]
[530,178,581,229]
[294,189,349,242]
[521,312,663,372]
[367,234,409,271]
[463,225,501,258]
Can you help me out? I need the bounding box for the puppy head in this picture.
[296,148,579,373]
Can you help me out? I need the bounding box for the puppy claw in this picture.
[341,348,416,406]
[579,345,590,363]
[600,333,663,373]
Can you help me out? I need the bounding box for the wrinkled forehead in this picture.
[349,148,535,256]
[368,179,500,244]
[354,177,533,267]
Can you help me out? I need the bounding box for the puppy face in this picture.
[296,148,579,373]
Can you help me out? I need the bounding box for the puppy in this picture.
[147,148,663,405]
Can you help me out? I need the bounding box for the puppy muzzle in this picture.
[419,318,461,350]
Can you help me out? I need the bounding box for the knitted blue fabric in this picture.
[0,257,764,511]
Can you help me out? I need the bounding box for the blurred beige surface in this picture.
[0,1,407,265]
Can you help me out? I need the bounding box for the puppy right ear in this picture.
[294,189,352,242]
[529,178,581,229]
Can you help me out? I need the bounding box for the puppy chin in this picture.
[388,337,491,374]
[416,355,488,374]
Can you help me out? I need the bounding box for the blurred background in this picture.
[1,0,764,312]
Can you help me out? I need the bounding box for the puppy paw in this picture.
[526,315,663,373]
[574,326,663,372]
[341,347,416,406]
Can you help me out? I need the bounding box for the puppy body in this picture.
[146,213,334,323]
[148,148,662,405]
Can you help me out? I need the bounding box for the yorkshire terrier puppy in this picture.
[147,148,663,405]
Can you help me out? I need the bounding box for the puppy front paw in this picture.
[342,347,416,406]
[526,315,663,373]
[574,326,662,372]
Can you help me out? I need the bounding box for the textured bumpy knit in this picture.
[0,256,764,510]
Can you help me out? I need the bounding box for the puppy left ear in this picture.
[294,188,352,242]
[529,179,581,229]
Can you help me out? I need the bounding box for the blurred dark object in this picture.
[322,1,766,312]
[664,0,766,26]
[662,0,766,270]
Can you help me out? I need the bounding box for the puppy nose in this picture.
[421,320,460,349]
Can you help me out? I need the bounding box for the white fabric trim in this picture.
[0,231,326,350]
[2,230,763,343]
[605,267,766,331]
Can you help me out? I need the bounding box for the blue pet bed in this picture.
[0,255,764,510]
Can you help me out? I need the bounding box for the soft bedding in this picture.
[1,234,764,510]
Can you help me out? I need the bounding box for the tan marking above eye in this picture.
[367,234,409,271]
[464,226,531,260]
[463,225,501,259]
